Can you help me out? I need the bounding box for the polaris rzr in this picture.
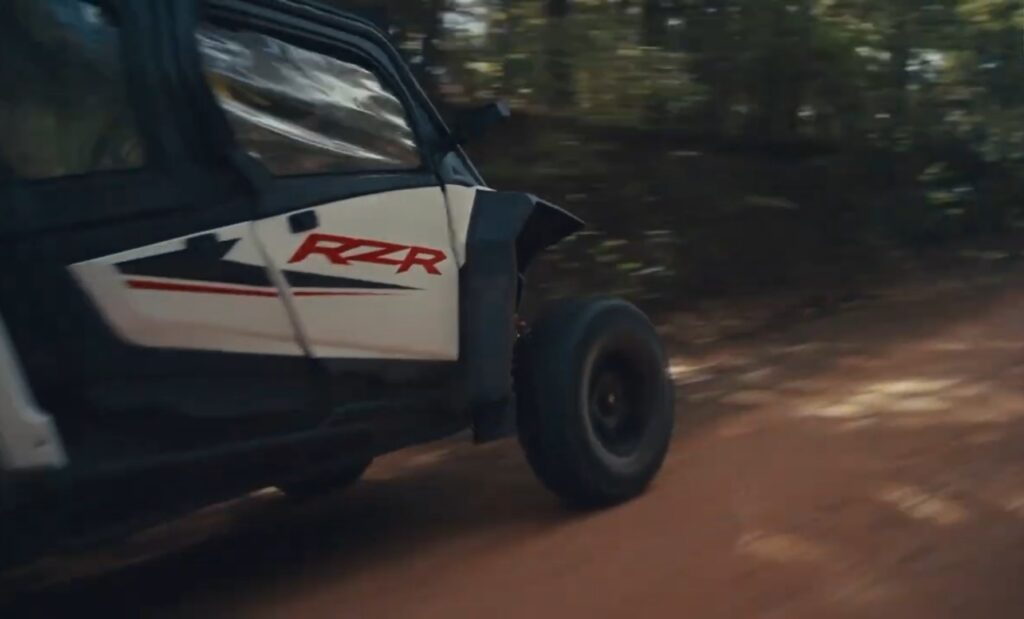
[0,0,674,567]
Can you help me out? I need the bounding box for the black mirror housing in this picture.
[451,102,511,147]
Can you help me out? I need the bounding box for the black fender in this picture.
[458,191,583,442]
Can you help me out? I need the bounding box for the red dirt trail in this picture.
[4,269,1024,618]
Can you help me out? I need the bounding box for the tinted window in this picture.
[197,24,422,176]
[0,0,145,180]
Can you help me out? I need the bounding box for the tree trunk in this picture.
[885,4,912,147]
[543,0,575,110]
[547,0,570,18]
[641,0,669,47]
[419,0,447,101]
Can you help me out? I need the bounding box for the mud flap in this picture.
[459,191,583,442]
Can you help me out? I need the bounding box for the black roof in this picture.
[277,0,390,35]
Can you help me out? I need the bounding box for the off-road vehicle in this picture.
[0,0,674,567]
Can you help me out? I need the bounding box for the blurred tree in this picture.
[543,0,576,110]
[547,0,571,18]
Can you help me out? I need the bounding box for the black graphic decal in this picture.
[116,238,416,291]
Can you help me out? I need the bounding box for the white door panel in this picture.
[443,184,480,266]
[255,187,460,360]
[70,223,303,356]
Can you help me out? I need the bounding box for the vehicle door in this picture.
[0,0,318,461]
[193,2,461,379]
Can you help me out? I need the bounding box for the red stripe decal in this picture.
[293,290,389,297]
[126,278,391,297]
[127,279,280,297]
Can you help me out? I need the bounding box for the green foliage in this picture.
[449,1,1019,226]
[363,1,1020,167]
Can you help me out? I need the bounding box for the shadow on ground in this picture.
[3,269,1024,618]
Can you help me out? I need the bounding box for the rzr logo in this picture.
[289,233,447,275]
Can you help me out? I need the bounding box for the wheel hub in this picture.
[587,353,650,455]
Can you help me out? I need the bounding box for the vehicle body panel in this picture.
[70,222,302,355]
[256,187,460,359]
[0,0,585,568]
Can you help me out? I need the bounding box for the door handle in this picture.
[288,210,319,233]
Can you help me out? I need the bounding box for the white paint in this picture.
[0,315,66,471]
[67,186,481,360]
[255,187,461,360]
[70,223,304,356]
[443,184,479,266]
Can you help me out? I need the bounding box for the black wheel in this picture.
[277,458,372,501]
[515,298,674,507]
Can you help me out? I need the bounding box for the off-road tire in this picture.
[516,298,674,507]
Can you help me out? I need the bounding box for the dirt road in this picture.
[5,268,1024,618]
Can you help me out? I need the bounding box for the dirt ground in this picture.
[4,264,1024,618]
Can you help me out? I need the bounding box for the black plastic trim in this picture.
[458,191,584,442]
[288,210,319,233]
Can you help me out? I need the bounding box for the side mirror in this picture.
[451,102,511,148]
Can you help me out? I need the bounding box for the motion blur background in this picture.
[337,0,1024,317]
[3,4,1024,615]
